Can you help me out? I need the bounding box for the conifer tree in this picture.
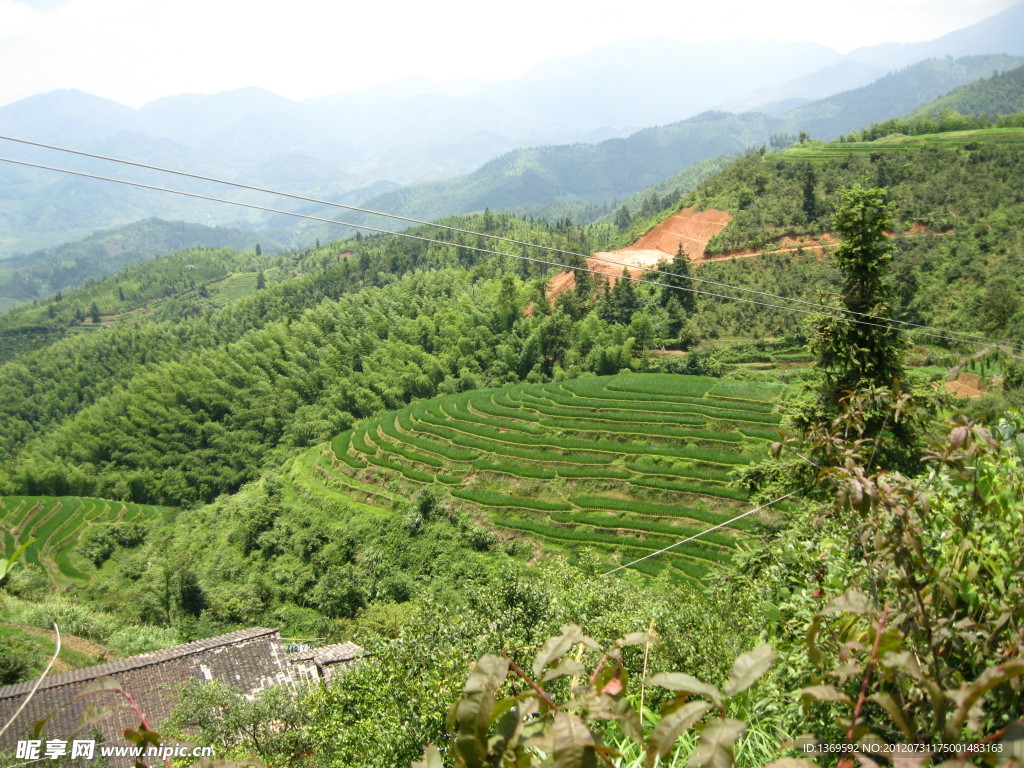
[659,243,696,314]
[809,185,905,398]
[796,184,930,472]
[608,268,638,325]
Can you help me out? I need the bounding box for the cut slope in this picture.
[322,374,787,584]
[548,206,733,298]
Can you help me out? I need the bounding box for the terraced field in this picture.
[0,496,167,583]
[206,271,261,304]
[321,374,788,584]
[782,127,1024,161]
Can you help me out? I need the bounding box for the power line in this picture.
[2,133,1017,353]
[602,491,801,576]
[0,156,861,316]
[2,153,1020,355]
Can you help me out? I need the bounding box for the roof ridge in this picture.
[0,627,279,701]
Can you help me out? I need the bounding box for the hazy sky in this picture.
[0,0,1018,108]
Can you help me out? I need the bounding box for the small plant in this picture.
[0,536,35,586]
[413,624,776,768]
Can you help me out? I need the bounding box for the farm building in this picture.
[0,627,362,754]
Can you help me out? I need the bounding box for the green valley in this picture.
[2,63,1024,767]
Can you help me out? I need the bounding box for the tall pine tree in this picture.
[659,243,697,314]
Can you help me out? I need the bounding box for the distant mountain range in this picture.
[340,54,1022,229]
[0,1,1022,254]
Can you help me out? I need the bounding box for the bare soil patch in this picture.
[543,206,732,302]
[944,372,987,398]
[631,207,733,259]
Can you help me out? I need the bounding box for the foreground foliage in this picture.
[424,408,1024,768]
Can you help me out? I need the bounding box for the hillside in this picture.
[0,245,281,362]
[669,125,1024,365]
[0,496,167,585]
[779,54,1023,140]
[3,3,1021,255]
[913,63,1024,117]
[0,218,278,311]
[328,55,1021,229]
[353,113,781,225]
[2,87,1024,764]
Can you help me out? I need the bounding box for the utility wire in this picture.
[1,134,1017,353]
[2,153,1021,355]
[603,491,801,576]
[0,620,61,740]
[0,156,876,319]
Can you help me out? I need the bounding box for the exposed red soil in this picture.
[542,206,733,303]
[546,269,577,298]
[631,207,734,259]
[944,372,990,398]
[536,209,940,308]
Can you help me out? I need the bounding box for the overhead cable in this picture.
[2,154,1020,355]
[1,134,1016,352]
[602,491,801,576]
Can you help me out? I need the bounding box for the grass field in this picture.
[781,127,1024,161]
[322,374,788,585]
[0,496,168,584]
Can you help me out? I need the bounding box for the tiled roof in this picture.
[0,627,278,701]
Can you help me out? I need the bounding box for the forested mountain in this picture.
[3,121,1023,511]
[0,218,279,311]
[779,54,1023,140]
[2,5,1022,255]
[690,133,1024,352]
[0,212,629,504]
[321,54,1021,228]
[913,63,1024,117]
[351,113,783,226]
[727,1,1024,111]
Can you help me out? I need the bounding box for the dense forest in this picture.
[2,96,1024,767]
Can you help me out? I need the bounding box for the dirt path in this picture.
[5,623,117,672]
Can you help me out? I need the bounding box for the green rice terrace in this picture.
[315,374,789,585]
[781,126,1024,160]
[0,496,167,583]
